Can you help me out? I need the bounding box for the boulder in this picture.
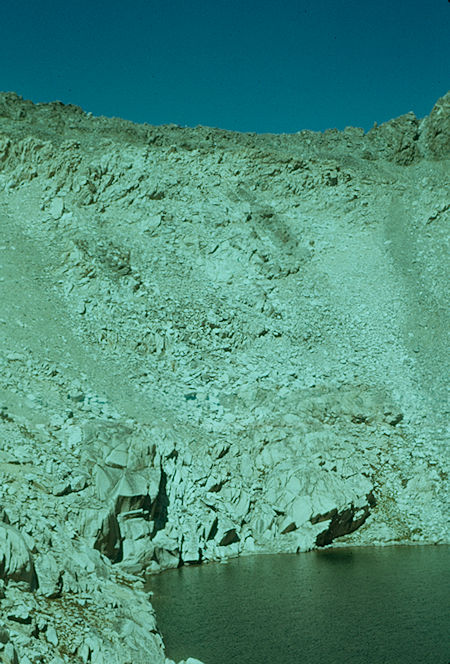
[0,523,37,589]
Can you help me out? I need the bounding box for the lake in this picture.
[146,545,449,664]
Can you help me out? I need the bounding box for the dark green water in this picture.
[146,546,450,664]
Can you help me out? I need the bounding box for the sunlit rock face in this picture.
[0,90,448,663]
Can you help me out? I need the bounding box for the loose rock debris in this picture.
[0,90,448,663]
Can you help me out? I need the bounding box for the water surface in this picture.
[146,545,449,664]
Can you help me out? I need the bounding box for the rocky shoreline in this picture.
[0,91,448,663]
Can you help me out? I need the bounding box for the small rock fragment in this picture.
[1,642,18,664]
[7,605,31,624]
[49,197,64,219]
[46,625,58,646]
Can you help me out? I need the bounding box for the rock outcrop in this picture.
[0,90,448,662]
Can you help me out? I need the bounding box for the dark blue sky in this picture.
[1,0,449,133]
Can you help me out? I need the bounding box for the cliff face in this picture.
[0,91,448,663]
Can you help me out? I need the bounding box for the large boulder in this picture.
[0,522,37,590]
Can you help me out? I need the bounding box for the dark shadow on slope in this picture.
[151,466,169,536]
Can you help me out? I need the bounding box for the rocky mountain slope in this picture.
[0,90,448,663]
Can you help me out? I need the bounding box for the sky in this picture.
[1,0,449,134]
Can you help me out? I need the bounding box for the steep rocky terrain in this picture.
[0,90,448,663]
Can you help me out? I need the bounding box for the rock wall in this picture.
[0,91,448,662]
